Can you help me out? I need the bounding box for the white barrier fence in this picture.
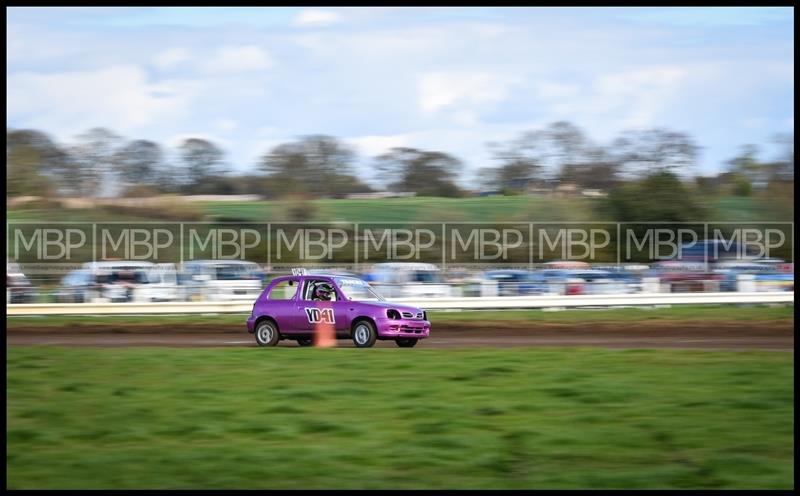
[6,291,793,316]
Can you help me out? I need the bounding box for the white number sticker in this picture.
[305,307,335,324]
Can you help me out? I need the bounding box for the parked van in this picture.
[54,261,178,303]
[179,260,264,301]
[7,262,36,303]
[368,262,451,298]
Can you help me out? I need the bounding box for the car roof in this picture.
[372,262,440,271]
[83,261,154,269]
[183,260,258,265]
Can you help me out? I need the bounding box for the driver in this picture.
[312,282,334,301]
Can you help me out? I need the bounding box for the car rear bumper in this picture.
[246,315,257,333]
[375,318,431,339]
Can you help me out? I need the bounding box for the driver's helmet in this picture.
[313,282,334,301]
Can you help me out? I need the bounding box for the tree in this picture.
[770,133,793,182]
[70,127,123,197]
[608,170,707,222]
[546,121,590,173]
[486,121,623,193]
[485,129,545,191]
[612,128,699,178]
[6,128,75,196]
[375,147,463,197]
[178,138,227,192]
[113,139,162,186]
[558,145,620,191]
[259,135,371,198]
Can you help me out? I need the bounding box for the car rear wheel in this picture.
[352,320,377,348]
[296,337,313,347]
[255,320,280,347]
[396,338,418,348]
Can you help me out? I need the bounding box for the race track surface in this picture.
[6,320,794,351]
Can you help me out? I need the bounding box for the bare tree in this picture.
[375,147,463,197]
[259,135,371,198]
[178,138,227,192]
[6,128,69,196]
[612,128,699,179]
[70,127,123,197]
[113,139,162,186]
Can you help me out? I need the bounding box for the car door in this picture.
[262,277,300,333]
[294,278,349,333]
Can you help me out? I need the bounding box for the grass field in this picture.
[6,304,794,329]
[6,195,780,223]
[6,346,793,489]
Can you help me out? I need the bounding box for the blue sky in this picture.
[6,7,794,184]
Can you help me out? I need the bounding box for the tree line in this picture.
[6,122,793,206]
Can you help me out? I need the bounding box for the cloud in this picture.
[535,81,581,100]
[153,47,191,69]
[537,66,686,136]
[620,7,791,28]
[215,118,238,132]
[7,65,199,136]
[201,45,273,74]
[596,66,685,128]
[348,134,411,157]
[293,9,342,27]
[740,117,768,130]
[418,71,519,115]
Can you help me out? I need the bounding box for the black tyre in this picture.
[254,320,280,347]
[396,338,418,348]
[296,337,314,347]
[352,320,377,348]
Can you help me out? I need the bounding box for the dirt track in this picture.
[6,320,794,350]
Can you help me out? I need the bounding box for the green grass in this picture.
[6,304,794,329]
[199,196,603,223]
[6,346,793,489]
[8,195,786,224]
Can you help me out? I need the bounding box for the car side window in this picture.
[302,279,338,302]
[267,279,298,300]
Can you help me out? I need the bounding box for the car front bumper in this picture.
[375,318,431,339]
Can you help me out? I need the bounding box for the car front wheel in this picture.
[352,320,377,348]
[255,320,280,347]
[396,338,418,348]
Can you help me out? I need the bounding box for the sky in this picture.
[6,7,795,185]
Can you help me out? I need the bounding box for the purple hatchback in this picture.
[246,274,431,348]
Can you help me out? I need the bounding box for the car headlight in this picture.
[387,309,401,320]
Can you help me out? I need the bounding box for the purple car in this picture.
[246,274,431,348]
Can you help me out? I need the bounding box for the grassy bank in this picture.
[7,346,793,489]
[6,304,794,329]
[6,195,778,223]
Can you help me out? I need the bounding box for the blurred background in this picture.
[6,8,794,303]
[6,7,794,490]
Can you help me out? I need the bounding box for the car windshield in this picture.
[215,264,259,280]
[63,270,90,286]
[104,270,149,284]
[334,277,385,301]
[410,271,442,283]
